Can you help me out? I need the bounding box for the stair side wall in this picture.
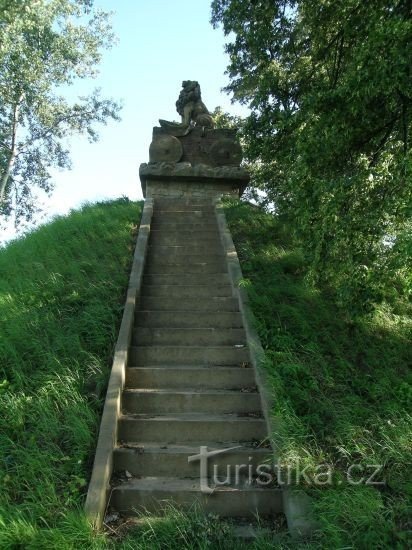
[84,199,153,528]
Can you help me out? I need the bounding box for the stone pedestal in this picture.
[139,127,249,200]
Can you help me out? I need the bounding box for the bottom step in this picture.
[110,477,282,517]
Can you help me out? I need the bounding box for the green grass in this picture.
[0,198,142,548]
[224,198,412,549]
[0,197,410,548]
[109,503,294,550]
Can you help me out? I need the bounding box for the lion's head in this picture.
[176,81,201,116]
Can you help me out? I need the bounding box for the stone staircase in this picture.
[108,198,282,518]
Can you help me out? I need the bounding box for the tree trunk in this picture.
[0,95,22,205]
[0,151,17,205]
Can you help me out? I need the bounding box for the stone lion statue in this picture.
[159,81,214,135]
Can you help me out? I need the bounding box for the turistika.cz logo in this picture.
[188,446,384,493]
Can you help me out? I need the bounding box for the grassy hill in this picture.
[0,199,142,548]
[0,198,410,548]
[224,199,412,549]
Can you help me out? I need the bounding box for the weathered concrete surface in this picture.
[118,413,268,443]
[126,366,256,390]
[113,443,273,478]
[122,388,260,414]
[140,163,249,199]
[129,345,250,366]
[110,478,283,517]
[129,344,250,367]
[84,198,153,528]
[148,229,220,246]
[139,295,240,311]
[132,327,246,346]
[139,284,233,298]
[100,195,283,522]
[154,127,241,166]
[135,310,243,328]
[142,273,232,285]
[283,488,319,540]
[88,183,288,526]
[150,223,218,232]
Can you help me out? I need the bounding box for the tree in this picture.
[212,0,412,309]
[0,0,121,226]
[211,106,243,129]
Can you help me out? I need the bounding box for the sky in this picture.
[1,0,249,243]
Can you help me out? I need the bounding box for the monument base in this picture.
[139,162,249,199]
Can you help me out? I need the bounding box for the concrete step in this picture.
[148,244,225,256]
[135,310,243,329]
[139,296,239,312]
[140,285,233,299]
[152,212,216,222]
[144,261,227,275]
[149,238,221,248]
[113,443,273,478]
[122,388,260,414]
[154,199,214,209]
[146,251,225,264]
[153,208,215,214]
[129,345,250,366]
[118,413,267,443]
[142,273,230,286]
[149,231,220,245]
[110,477,282,517]
[153,206,215,212]
[146,253,226,266]
[153,207,215,214]
[154,205,214,212]
[150,222,218,231]
[151,216,216,225]
[133,328,246,346]
[126,366,256,390]
[152,211,213,216]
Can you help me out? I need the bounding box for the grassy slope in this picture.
[224,199,412,549]
[0,200,257,550]
[0,198,410,548]
[0,199,142,548]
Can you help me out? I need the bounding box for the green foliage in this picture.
[0,511,107,549]
[212,0,412,310]
[211,106,243,130]
[0,0,121,226]
[0,198,141,547]
[313,486,404,549]
[116,505,234,550]
[224,199,412,548]
[116,504,292,550]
